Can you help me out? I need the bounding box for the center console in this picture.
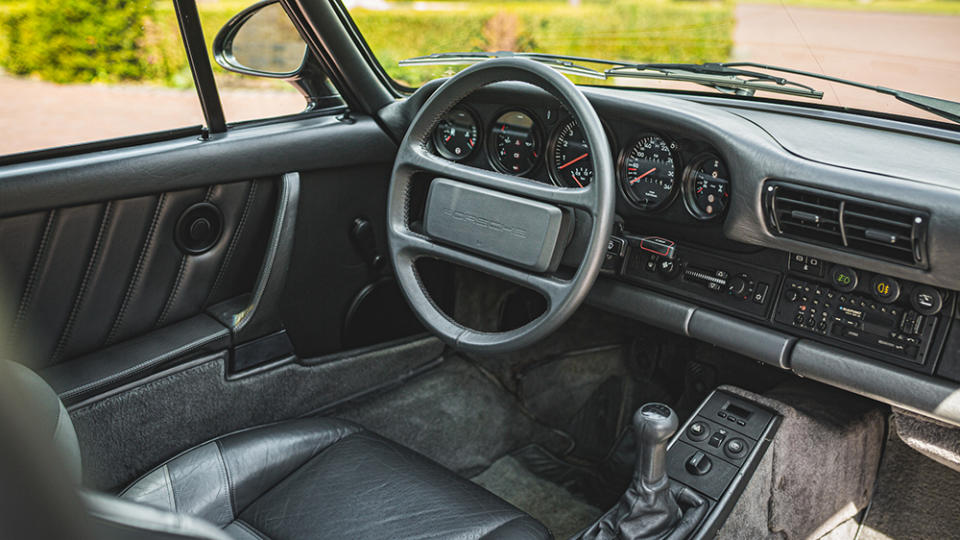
[666,391,780,537]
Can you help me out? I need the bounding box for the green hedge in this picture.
[350,1,734,86]
[0,0,733,88]
[1,0,157,83]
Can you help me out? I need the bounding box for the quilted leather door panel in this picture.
[0,179,277,370]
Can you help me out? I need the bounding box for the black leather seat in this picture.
[120,416,550,539]
[3,361,551,540]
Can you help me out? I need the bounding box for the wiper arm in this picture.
[723,62,960,124]
[400,53,960,124]
[606,63,824,99]
[400,53,823,98]
[400,51,612,79]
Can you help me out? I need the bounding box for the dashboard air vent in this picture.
[765,182,927,267]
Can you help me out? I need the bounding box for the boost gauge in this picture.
[619,133,679,211]
[683,154,730,220]
[433,107,479,161]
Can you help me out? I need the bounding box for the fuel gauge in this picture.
[683,154,730,220]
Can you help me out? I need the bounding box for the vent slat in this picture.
[767,182,925,267]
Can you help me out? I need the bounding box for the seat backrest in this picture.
[0,360,227,540]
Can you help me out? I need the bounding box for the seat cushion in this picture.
[121,417,550,540]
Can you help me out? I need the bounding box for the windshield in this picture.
[343,0,960,124]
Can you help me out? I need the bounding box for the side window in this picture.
[0,0,204,156]
[204,0,343,123]
[0,0,339,158]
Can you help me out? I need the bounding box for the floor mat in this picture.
[472,455,602,539]
[331,356,570,476]
[859,436,960,540]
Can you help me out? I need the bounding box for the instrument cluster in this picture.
[432,104,732,222]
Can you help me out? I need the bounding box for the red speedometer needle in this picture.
[630,167,657,184]
[558,152,588,170]
[571,173,584,188]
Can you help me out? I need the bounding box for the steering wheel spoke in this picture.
[394,228,571,306]
[403,148,597,212]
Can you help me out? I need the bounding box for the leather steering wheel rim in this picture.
[387,58,615,353]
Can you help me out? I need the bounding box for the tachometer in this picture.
[619,133,679,210]
[433,107,479,161]
[683,153,730,220]
[489,110,541,176]
[547,119,593,188]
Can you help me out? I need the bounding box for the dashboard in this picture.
[429,99,732,224]
[416,81,960,428]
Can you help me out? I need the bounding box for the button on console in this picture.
[686,421,710,442]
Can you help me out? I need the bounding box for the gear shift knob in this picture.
[633,403,679,485]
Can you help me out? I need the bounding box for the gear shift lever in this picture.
[634,403,679,486]
[576,403,706,540]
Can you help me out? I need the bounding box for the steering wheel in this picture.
[387,58,615,353]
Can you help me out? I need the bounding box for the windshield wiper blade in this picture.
[401,54,960,124]
[399,51,610,79]
[722,62,960,124]
[606,63,824,99]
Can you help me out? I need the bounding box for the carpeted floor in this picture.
[332,356,571,476]
[858,435,960,540]
[472,455,602,540]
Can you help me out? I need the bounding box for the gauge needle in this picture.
[630,168,657,184]
[570,173,584,188]
[558,152,589,170]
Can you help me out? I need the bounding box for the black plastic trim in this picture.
[173,0,227,134]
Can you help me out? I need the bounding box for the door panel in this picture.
[0,179,276,370]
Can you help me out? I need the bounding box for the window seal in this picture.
[0,126,207,167]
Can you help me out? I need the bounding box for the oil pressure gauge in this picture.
[433,107,479,161]
[683,153,730,220]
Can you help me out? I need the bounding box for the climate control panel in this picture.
[618,235,780,319]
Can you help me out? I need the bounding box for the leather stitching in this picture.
[217,439,239,520]
[58,328,227,401]
[234,519,269,540]
[162,465,176,512]
[8,209,56,346]
[156,254,188,328]
[51,201,113,363]
[207,181,257,306]
[106,193,167,346]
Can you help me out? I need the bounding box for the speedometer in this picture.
[547,119,593,188]
[619,133,679,211]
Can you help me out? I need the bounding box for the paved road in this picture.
[1,4,958,157]
[0,76,304,156]
[732,3,960,120]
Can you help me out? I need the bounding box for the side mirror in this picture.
[213,0,307,78]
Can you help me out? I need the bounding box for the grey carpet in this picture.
[69,336,444,491]
[716,380,886,540]
[892,407,960,473]
[472,455,602,540]
[333,356,570,476]
[859,435,960,540]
